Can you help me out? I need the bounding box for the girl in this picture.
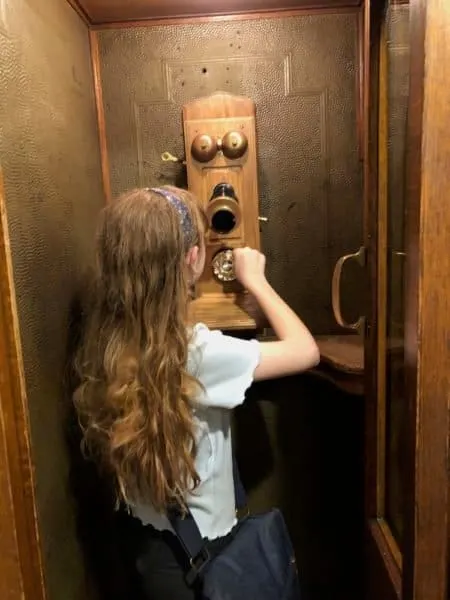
[74,186,319,599]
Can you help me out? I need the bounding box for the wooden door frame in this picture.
[363,1,403,596]
[403,0,450,597]
[0,169,46,599]
[364,0,450,598]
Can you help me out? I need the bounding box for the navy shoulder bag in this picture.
[167,455,302,600]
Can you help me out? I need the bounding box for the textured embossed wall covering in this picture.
[98,12,362,334]
[0,0,104,598]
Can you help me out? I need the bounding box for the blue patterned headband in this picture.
[149,187,195,247]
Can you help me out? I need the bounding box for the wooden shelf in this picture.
[312,334,404,395]
[313,334,365,395]
[188,292,266,331]
[317,334,364,373]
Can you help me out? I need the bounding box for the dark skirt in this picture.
[120,512,234,600]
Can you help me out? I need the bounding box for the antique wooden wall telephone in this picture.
[178,92,266,331]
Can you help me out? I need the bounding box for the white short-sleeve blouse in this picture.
[131,323,261,540]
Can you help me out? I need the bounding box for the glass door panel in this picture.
[384,0,410,551]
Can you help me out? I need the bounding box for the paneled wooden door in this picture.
[363,0,450,599]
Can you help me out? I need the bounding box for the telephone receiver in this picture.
[207,182,268,282]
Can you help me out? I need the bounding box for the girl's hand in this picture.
[233,247,267,292]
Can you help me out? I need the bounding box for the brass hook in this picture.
[161,151,186,165]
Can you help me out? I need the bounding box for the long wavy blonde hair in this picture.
[74,186,206,512]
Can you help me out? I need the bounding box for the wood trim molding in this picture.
[368,519,402,597]
[65,0,91,25]
[403,0,450,597]
[362,2,406,597]
[364,0,382,521]
[0,170,46,600]
[375,11,388,518]
[356,4,364,160]
[89,30,112,203]
[91,6,360,30]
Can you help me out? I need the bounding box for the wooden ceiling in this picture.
[75,0,361,25]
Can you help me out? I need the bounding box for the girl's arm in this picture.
[233,247,320,381]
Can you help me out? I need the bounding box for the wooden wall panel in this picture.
[403,0,450,597]
[0,0,105,597]
[0,168,45,600]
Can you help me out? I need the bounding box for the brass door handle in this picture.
[331,246,366,333]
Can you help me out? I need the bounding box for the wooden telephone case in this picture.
[183,92,264,331]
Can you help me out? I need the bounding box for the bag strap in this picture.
[232,451,247,511]
[167,451,247,584]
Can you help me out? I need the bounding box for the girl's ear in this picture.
[185,245,199,267]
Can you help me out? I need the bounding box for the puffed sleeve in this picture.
[188,323,261,409]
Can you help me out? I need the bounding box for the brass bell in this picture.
[222,131,248,159]
[191,134,218,163]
